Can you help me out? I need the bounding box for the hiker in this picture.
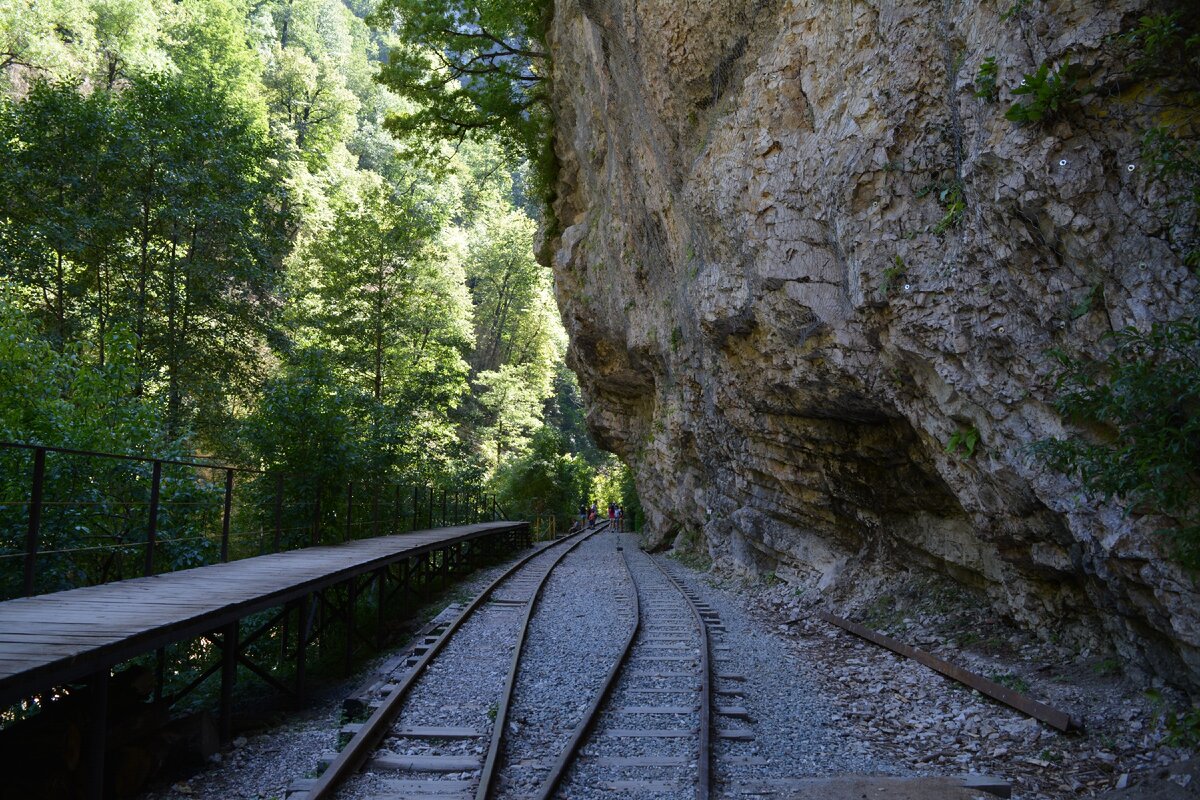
[608,503,616,526]
[616,506,624,532]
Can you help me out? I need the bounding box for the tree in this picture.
[372,0,549,161]
[292,170,473,478]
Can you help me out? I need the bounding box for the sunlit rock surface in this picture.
[545,0,1199,689]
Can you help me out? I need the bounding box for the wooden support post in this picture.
[295,595,311,698]
[411,485,418,532]
[23,446,46,597]
[376,567,386,648]
[85,669,109,800]
[427,485,434,530]
[154,646,165,704]
[220,621,238,742]
[144,460,162,576]
[220,469,234,563]
[345,481,354,542]
[399,558,410,605]
[441,489,447,527]
[344,580,357,674]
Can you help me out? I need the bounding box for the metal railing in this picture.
[0,441,502,600]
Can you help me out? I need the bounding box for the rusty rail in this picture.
[816,610,1080,732]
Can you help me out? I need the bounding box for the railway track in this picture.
[552,539,753,800]
[298,527,751,800]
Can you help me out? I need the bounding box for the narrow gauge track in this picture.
[301,528,750,800]
[546,537,753,800]
[302,523,608,800]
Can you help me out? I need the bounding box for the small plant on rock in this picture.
[1006,60,1084,125]
[975,57,1000,102]
[945,426,980,459]
[933,184,966,233]
[880,255,908,297]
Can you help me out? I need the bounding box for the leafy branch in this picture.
[1033,318,1200,567]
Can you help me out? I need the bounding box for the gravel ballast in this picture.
[496,529,633,797]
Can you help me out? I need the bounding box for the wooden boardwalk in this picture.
[0,521,527,708]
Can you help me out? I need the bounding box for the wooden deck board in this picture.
[0,521,526,706]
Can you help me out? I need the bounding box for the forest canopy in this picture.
[0,0,636,589]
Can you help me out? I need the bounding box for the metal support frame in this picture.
[3,522,529,800]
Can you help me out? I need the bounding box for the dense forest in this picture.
[0,0,635,595]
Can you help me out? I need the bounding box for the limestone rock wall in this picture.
[545,0,1200,690]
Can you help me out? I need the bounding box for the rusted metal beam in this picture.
[816,611,1080,732]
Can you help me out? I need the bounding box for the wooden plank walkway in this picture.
[0,521,527,707]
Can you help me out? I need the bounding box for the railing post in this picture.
[312,490,322,546]
[453,491,459,525]
[492,495,497,521]
[220,469,234,563]
[345,481,354,542]
[411,485,418,531]
[392,484,400,535]
[272,474,283,552]
[427,485,434,530]
[23,447,46,597]
[143,460,162,577]
[441,489,447,527]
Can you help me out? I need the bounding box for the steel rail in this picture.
[0,439,270,474]
[652,559,713,800]
[302,524,600,800]
[475,521,609,800]
[530,540,641,800]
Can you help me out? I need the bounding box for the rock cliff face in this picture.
[544,0,1200,690]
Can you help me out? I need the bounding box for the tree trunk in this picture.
[135,160,156,397]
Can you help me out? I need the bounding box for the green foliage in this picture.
[494,426,592,522]
[989,672,1031,694]
[0,297,220,596]
[880,255,907,297]
[0,74,289,442]
[1122,12,1200,80]
[0,0,607,590]
[1005,60,1084,125]
[670,327,684,351]
[933,183,966,233]
[999,0,1031,23]
[1069,284,1104,320]
[1164,705,1200,749]
[945,426,980,459]
[373,0,549,164]
[974,57,999,102]
[1035,317,1200,567]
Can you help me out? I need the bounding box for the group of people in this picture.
[578,501,629,531]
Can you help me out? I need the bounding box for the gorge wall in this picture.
[543,0,1200,690]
